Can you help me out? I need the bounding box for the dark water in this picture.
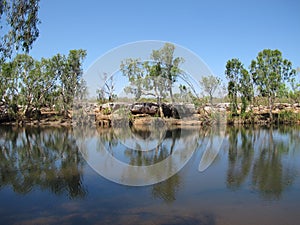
[1,125,300,225]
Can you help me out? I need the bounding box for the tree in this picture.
[12,54,39,117]
[0,49,87,122]
[151,43,184,104]
[120,43,184,118]
[289,67,300,104]
[97,72,116,103]
[121,59,167,117]
[199,75,220,105]
[0,0,40,62]
[225,58,253,115]
[239,68,253,113]
[59,49,87,117]
[226,59,243,114]
[2,54,60,119]
[250,49,296,120]
[0,60,19,117]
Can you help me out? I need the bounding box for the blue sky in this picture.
[30,0,300,82]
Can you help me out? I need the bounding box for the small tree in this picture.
[250,49,296,120]
[97,72,116,103]
[199,75,220,105]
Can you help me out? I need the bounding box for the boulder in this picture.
[130,103,159,115]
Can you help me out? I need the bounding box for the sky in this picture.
[29,0,300,91]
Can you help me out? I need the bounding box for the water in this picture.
[1,125,300,225]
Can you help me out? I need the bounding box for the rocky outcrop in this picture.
[130,103,158,115]
[130,102,195,118]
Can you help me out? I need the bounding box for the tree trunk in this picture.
[209,93,213,106]
[157,96,164,118]
[268,96,273,121]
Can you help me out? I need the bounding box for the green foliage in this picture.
[225,58,253,115]
[225,49,296,124]
[277,110,300,124]
[102,107,111,115]
[0,49,87,120]
[59,49,87,117]
[250,49,296,120]
[199,75,220,105]
[120,43,184,117]
[0,0,40,62]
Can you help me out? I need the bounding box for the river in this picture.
[0,125,300,225]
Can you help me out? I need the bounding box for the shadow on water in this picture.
[226,125,299,200]
[0,126,87,199]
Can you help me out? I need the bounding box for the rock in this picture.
[204,106,212,112]
[216,103,230,109]
[131,103,159,115]
[293,103,300,108]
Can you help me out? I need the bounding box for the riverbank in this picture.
[95,102,300,127]
[1,102,300,127]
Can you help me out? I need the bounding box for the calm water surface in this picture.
[0,125,300,225]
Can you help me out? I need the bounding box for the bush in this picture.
[277,110,300,124]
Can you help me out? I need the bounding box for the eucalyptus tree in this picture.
[289,67,300,104]
[121,59,167,116]
[199,75,220,105]
[225,58,253,114]
[2,54,60,119]
[0,0,40,62]
[239,68,253,113]
[59,49,87,117]
[0,60,19,117]
[121,43,184,117]
[12,54,37,117]
[250,49,296,120]
[97,72,116,103]
[120,58,146,100]
[0,50,86,120]
[151,43,184,104]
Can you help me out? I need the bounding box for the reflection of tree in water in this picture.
[227,127,254,189]
[252,128,296,199]
[226,126,299,200]
[0,126,87,199]
[151,174,180,203]
[96,127,200,202]
[124,128,181,166]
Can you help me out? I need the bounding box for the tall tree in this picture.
[0,60,19,117]
[151,43,184,104]
[121,59,167,117]
[250,49,296,120]
[121,43,184,117]
[4,54,60,119]
[225,58,253,115]
[59,49,87,117]
[199,75,220,105]
[239,68,253,113]
[226,59,243,114]
[0,0,40,62]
